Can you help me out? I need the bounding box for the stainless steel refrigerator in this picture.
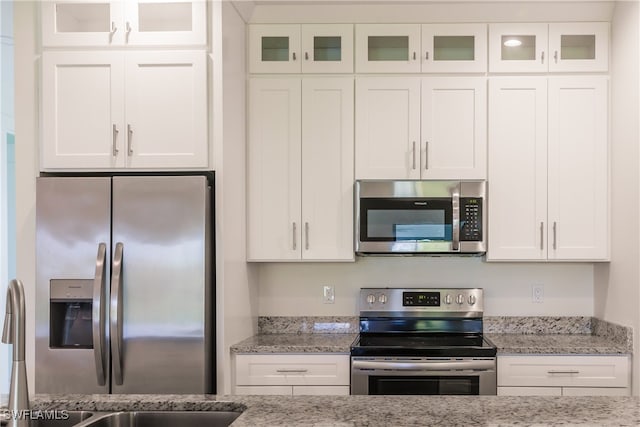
[35,175,214,394]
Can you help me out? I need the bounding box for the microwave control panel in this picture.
[460,198,482,241]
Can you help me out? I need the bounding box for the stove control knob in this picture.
[456,294,465,305]
[444,294,452,305]
[378,294,388,304]
[468,295,477,305]
[366,294,376,304]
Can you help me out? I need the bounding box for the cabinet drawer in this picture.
[235,354,350,386]
[498,355,630,388]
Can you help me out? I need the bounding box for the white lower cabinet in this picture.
[233,354,350,395]
[497,355,631,396]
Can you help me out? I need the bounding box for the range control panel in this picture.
[360,288,484,316]
[460,198,482,241]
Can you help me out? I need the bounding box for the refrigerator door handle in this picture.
[110,242,124,385]
[92,243,108,386]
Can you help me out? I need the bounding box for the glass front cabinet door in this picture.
[355,24,421,73]
[548,22,609,72]
[421,24,487,73]
[250,24,353,74]
[489,23,548,72]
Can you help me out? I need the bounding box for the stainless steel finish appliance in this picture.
[35,175,214,394]
[351,288,497,395]
[355,180,486,255]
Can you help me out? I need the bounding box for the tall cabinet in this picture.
[488,76,608,261]
[247,77,354,261]
[40,1,208,170]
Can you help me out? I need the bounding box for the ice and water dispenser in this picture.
[49,279,93,348]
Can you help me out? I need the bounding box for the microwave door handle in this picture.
[452,189,460,251]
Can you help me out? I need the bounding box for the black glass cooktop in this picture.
[350,333,497,358]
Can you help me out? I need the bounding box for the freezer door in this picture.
[111,176,211,393]
[35,177,111,394]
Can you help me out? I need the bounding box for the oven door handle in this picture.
[352,360,495,372]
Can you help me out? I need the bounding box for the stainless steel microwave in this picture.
[355,180,486,255]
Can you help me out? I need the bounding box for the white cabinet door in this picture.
[235,354,350,386]
[487,77,547,261]
[355,77,421,179]
[41,51,125,169]
[42,1,205,47]
[562,387,630,396]
[234,385,293,395]
[355,24,421,73]
[548,22,609,72]
[124,0,206,46]
[498,386,562,396]
[547,77,608,260]
[421,77,486,179]
[124,51,207,169]
[489,23,548,73]
[249,24,301,74]
[247,78,302,261]
[301,24,354,73]
[41,1,125,46]
[292,386,350,395]
[302,78,354,260]
[421,24,487,73]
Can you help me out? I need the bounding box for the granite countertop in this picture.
[230,333,356,354]
[18,394,640,426]
[487,333,630,355]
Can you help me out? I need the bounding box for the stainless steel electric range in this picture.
[350,288,497,395]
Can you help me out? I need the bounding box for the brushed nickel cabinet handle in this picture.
[554,50,558,63]
[110,21,117,34]
[540,222,544,250]
[292,222,297,250]
[541,51,545,64]
[553,221,557,250]
[548,370,579,375]
[292,52,297,61]
[425,141,429,170]
[426,51,429,60]
[305,52,309,60]
[112,124,119,156]
[127,124,133,156]
[413,52,417,60]
[412,141,417,170]
[305,222,309,250]
[276,369,308,373]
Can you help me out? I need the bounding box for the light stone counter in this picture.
[230,333,356,354]
[20,394,640,426]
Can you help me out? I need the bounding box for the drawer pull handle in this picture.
[276,369,308,373]
[547,370,580,374]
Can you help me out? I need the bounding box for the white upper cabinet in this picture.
[421,24,487,73]
[248,77,354,261]
[421,77,486,179]
[250,24,354,74]
[547,76,608,260]
[487,76,608,261]
[355,77,421,179]
[489,22,608,73]
[355,24,421,73]
[41,0,206,47]
[487,77,548,261]
[41,50,207,170]
[356,77,486,180]
[489,23,549,73]
[548,22,609,72]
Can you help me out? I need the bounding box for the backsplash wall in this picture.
[257,257,594,316]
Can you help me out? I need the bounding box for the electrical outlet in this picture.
[323,285,335,304]
[532,284,544,303]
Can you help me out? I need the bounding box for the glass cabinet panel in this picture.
[500,35,536,61]
[262,37,290,62]
[314,36,341,61]
[55,3,111,33]
[560,34,596,60]
[368,36,409,61]
[433,36,475,61]
[137,2,193,32]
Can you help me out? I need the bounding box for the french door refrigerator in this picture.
[35,175,214,394]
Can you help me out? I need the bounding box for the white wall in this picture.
[214,1,259,394]
[258,259,594,316]
[13,0,37,394]
[594,0,640,395]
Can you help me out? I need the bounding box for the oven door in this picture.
[356,196,456,254]
[351,357,496,396]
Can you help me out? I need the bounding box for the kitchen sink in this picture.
[73,411,241,427]
[0,410,94,427]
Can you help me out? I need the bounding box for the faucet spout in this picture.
[3,279,30,427]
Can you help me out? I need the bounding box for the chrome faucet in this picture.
[2,279,30,427]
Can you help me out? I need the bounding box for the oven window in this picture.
[368,376,479,395]
[360,198,452,242]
